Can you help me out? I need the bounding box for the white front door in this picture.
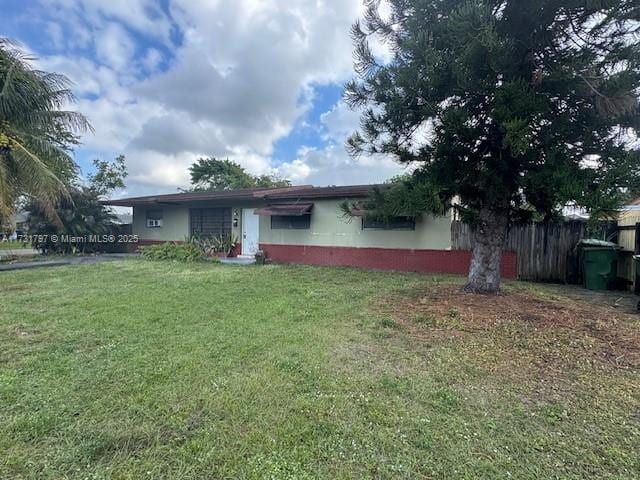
[241,209,260,256]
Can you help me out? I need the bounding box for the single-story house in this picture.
[105,184,517,277]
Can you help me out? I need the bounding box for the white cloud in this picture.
[132,0,360,157]
[36,56,106,97]
[42,0,174,43]
[45,22,65,49]
[320,101,362,143]
[142,48,163,72]
[25,0,405,195]
[277,144,403,186]
[274,99,404,185]
[275,159,312,182]
[94,22,136,70]
[126,150,194,188]
[79,97,162,152]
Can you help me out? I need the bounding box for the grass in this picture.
[0,240,29,250]
[1,260,638,479]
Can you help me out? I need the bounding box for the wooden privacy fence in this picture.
[451,220,615,283]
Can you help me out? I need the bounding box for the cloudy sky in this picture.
[5,0,404,197]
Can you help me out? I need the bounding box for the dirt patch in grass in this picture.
[379,284,640,370]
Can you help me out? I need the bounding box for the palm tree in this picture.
[0,38,91,223]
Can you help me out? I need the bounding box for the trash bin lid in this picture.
[578,239,620,249]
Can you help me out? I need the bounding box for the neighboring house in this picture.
[2,210,28,239]
[105,184,517,277]
[617,199,640,287]
[113,213,133,225]
[618,198,640,253]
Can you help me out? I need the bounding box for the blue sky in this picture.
[272,84,344,162]
[4,0,402,196]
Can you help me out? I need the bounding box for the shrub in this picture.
[189,233,238,257]
[139,242,204,262]
[27,187,118,255]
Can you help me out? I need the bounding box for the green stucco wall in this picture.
[133,205,190,241]
[134,199,452,249]
[133,205,243,242]
[259,199,452,249]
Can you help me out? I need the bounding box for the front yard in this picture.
[1,261,638,479]
[0,240,29,250]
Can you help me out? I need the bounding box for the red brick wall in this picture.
[259,243,518,279]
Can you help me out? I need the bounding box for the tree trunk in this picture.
[464,208,509,294]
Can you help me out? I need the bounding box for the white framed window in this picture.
[146,209,163,228]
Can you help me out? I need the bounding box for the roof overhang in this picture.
[254,203,313,216]
[102,184,378,207]
[622,205,640,213]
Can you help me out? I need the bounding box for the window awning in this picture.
[254,203,314,216]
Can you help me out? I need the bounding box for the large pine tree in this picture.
[346,0,640,293]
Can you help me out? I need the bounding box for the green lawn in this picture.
[0,240,29,250]
[1,261,638,479]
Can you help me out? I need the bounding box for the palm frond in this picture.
[9,138,68,197]
[0,37,90,220]
[0,153,15,219]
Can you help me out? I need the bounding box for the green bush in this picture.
[139,242,206,262]
[189,233,238,257]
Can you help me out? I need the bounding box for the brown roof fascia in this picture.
[254,203,314,216]
[102,184,379,207]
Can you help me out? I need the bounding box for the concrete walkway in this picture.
[0,253,138,272]
[0,248,40,259]
[219,256,256,265]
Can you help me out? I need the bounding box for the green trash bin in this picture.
[580,240,620,290]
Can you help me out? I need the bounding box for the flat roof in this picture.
[103,184,378,207]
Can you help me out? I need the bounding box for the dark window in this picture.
[362,216,415,230]
[190,208,232,237]
[271,215,311,230]
[146,209,163,220]
[146,209,163,228]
